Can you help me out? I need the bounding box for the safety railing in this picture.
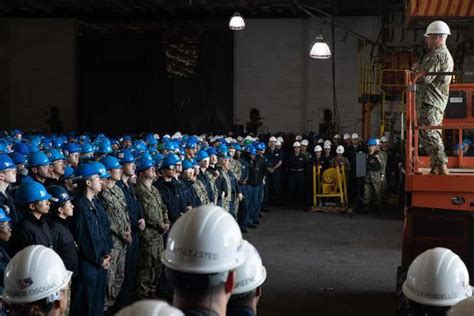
[405,71,474,174]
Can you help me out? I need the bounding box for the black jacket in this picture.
[49,215,78,276]
[9,212,53,256]
[0,190,20,227]
[154,178,187,223]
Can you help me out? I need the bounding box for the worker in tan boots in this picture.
[412,20,453,175]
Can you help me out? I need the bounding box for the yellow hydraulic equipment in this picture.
[312,164,348,208]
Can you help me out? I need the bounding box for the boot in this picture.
[430,165,438,175]
[438,164,449,175]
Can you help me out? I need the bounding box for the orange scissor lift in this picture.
[397,71,474,314]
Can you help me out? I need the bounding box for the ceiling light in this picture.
[309,34,331,59]
[229,12,245,31]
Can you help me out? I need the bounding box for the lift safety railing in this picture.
[405,70,473,175]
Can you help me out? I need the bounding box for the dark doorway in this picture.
[78,26,234,135]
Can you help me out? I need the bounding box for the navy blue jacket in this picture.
[182,179,202,208]
[48,215,78,277]
[117,180,144,233]
[0,191,20,227]
[70,195,109,269]
[154,178,187,223]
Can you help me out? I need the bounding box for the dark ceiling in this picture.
[0,0,403,20]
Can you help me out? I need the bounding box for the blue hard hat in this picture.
[27,152,50,167]
[15,181,52,204]
[229,143,242,151]
[207,147,218,157]
[48,185,73,205]
[0,143,9,154]
[247,145,257,156]
[12,142,30,155]
[185,140,197,149]
[117,149,135,164]
[255,142,266,152]
[217,143,228,154]
[136,155,155,172]
[74,163,101,180]
[162,154,181,169]
[463,139,472,145]
[63,166,74,179]
[164,141,179,152]
[122,135,132,142]
[100,155,122,170]
[46,149,66,162]
[9,152,26,165]
[196,150,209,162]
[96,141,113,154]
[91,162,110,179]
[11,129,22,136]
[62,143,81,155]
[0,154,16,171]
[182,159,194,170]
[51,137,64,149]
[218,152,230,159]
[81,143,95,154]
[367,138,377,146]
[0,207,11,223]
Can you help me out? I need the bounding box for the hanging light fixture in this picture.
[309,34,331,59]
[229,12,245,30]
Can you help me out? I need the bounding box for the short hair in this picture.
[166,268,227,300]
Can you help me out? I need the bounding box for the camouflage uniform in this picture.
[230,158,242,214]
[362,153,383,212]
[99,184,131,310]
[193,178,211,205]
[216,167,232,211]
[134,181,169,299]
[377,150,388,198]
[416,44,453,168]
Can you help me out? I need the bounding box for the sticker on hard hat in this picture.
[9,281,57,297]
[174,246,218,260]
[235,276,256,288]
[406,283,471,300]
[16,278,33,290]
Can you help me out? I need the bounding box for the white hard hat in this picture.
[380,136,388,143]
[323,143,331,149]
[225,137,233,144]
[237,136,243,142]
[301,140,309,146]
[333,134,341,139]
[161,205,246,274]
[351,133,359,139]
[3,245,73,304]
[343,133,350,140]
[317,138,324,144]
[232,241,267,295]
[154,133,160,140]
[163,134,171,139]
[172,132,182,139]
[277,136,284,143]
[424,20,451,37]
[448,296,474,316]
[402,247,472,307]
[117,300,184,316]
[293,141,301,147]
[295,135,302,141]
[336,145,344,154]
[375,139,381,145]
[269,136,277,142]
[314,145,322,152]
[275,141,282,146]
[244,135,252,141]
[324,140,331,146]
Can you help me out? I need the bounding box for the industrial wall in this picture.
[0,18,76,132]
[234,17,382,135]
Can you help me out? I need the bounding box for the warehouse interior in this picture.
[0,0,474,315]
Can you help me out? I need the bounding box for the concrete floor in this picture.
[245,205,403,316]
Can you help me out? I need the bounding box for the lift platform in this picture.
[397,72,474,315]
